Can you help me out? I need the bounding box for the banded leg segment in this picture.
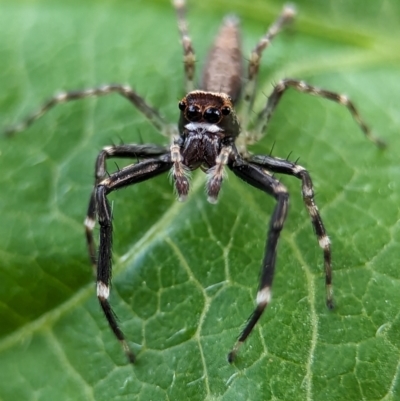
[244,4,296,107]
[173,0,196,92]
[5,84,175,138]
[228,158,289,362]
[253,78,385,147]
[250,154,333,308]
[85,144,169,267]
[95,157,173,363]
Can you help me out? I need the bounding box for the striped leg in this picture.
[173,0,196,92]
[253,78,385,147]
[4,84,175,138]
[85,144,169,268]
[250,154,333,309]
[243,4,296,107]
[95,157,172,363]
[228,158,289,362]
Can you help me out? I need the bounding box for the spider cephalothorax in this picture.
[178,90,236,127]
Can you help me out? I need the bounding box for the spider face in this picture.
[177,90,239,138]
[6,0,381,365]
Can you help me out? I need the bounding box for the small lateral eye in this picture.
[186,105,202,121]
[178,101,186,111]
[221,106,231,116]
[204,107,221,124]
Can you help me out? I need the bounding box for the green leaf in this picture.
[1,0,399,400]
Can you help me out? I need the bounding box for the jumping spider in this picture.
[6,0,384,363]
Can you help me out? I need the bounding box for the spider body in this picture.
[5,0,383,364]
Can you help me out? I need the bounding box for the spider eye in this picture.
[186,105,202,121]
[204,107,221,124]
[221,106,231,116]
[178,101,186,111]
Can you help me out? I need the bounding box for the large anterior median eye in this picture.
[203,107,221,123]
[186,105,202,121]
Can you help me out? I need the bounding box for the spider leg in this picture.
[228,155,289,363]
[4,84,176,138]
[250,154,333,309]
[173,0,196,92]
[95,156,172,363]
[243,4,296,112]
[85,144,169,268]
[252,78,385,147]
